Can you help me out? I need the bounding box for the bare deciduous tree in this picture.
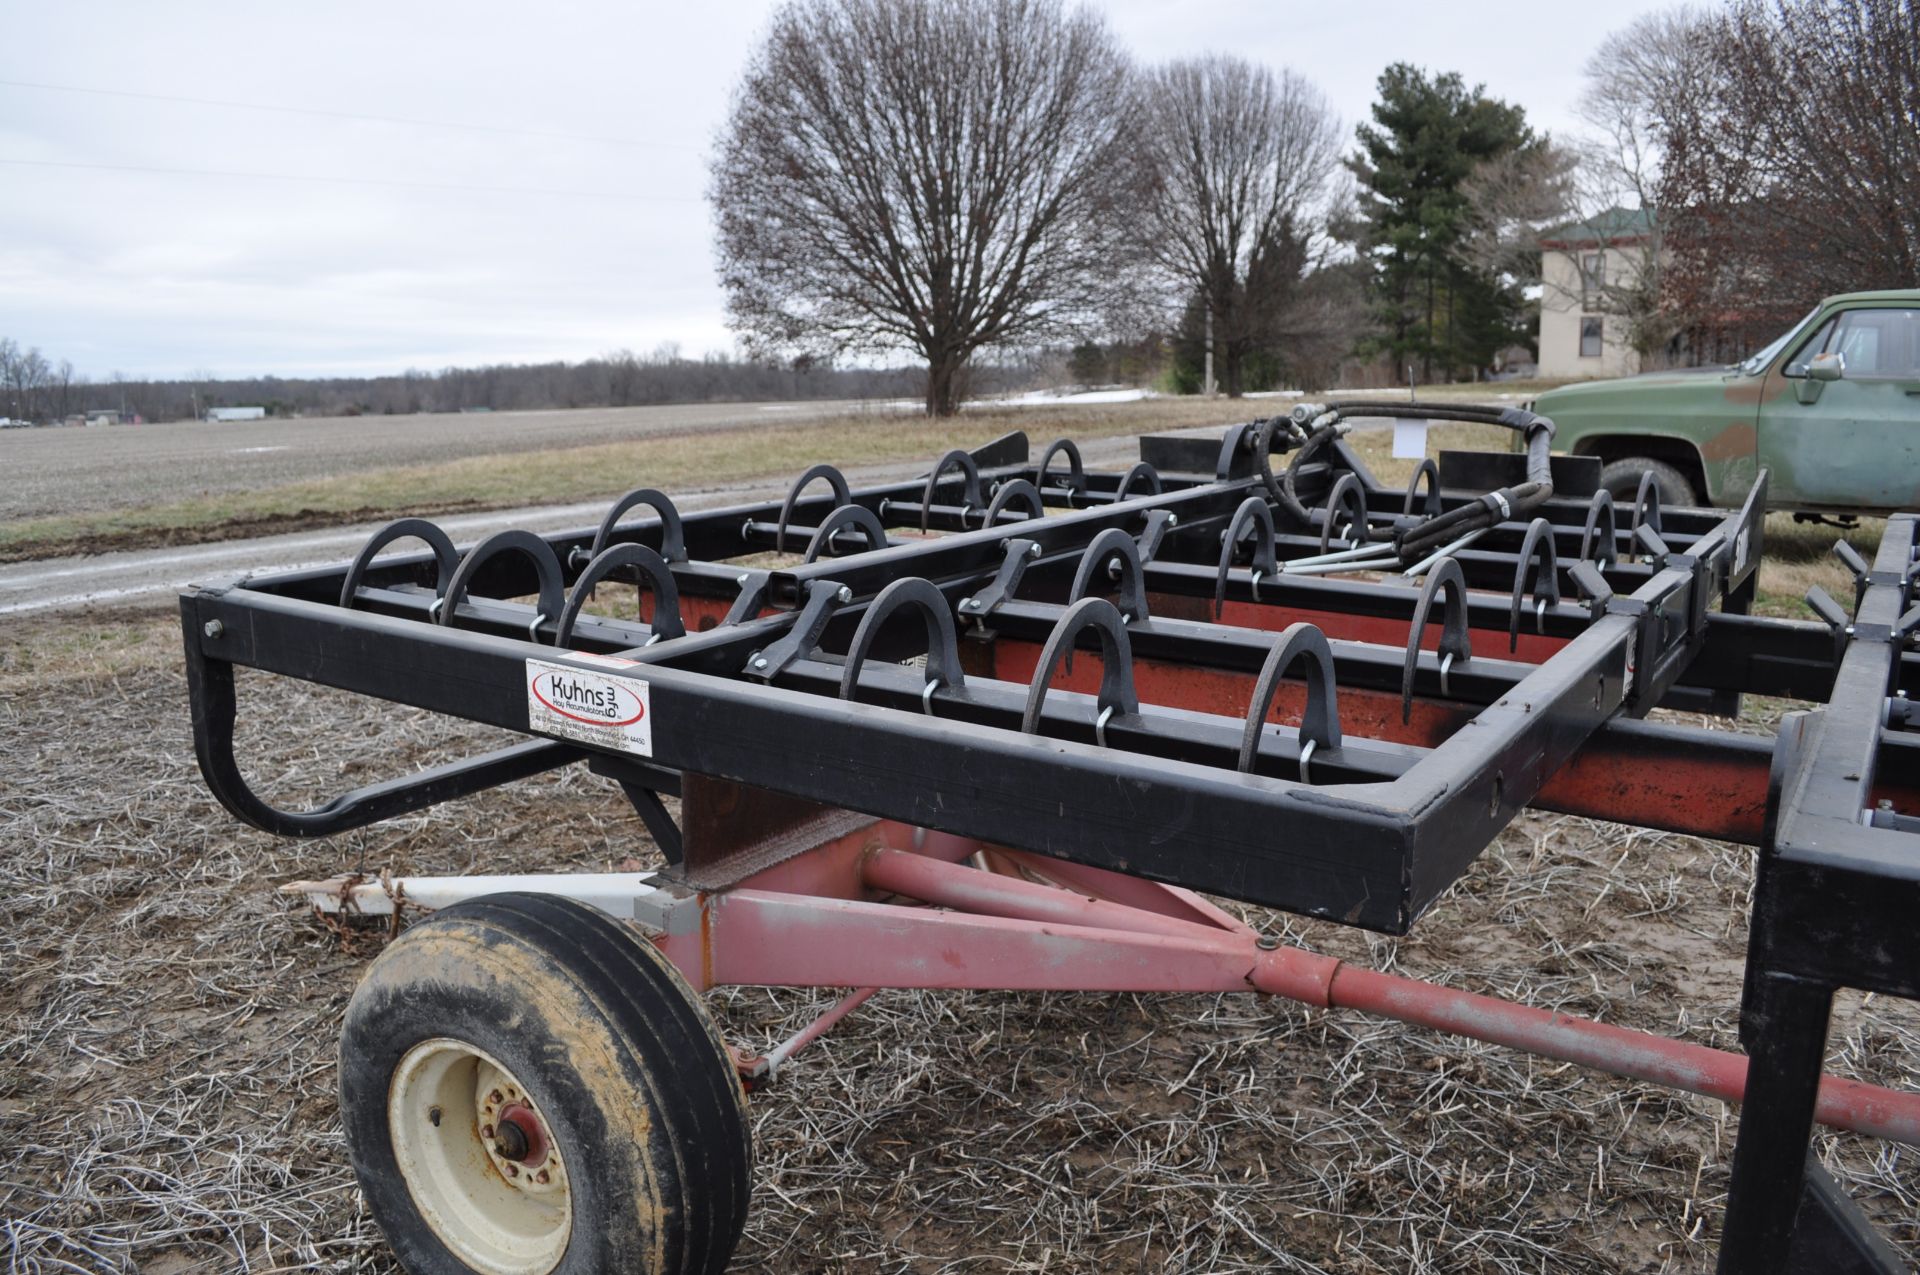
[1128,56,1342,396]
[709,0,1137,416]
[1460,9,1717,368]
[1662,0,1920,348]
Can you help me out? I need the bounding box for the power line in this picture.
[0,76,698,152]
[0,156,700,202]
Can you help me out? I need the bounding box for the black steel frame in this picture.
[177,421,1918,1267]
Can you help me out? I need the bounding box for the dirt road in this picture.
[0,436,1150,615]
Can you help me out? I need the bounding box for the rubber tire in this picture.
[1599,457,1697,510]
[339,892,751,1275]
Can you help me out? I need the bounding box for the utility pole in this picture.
[1203,306,1216,397]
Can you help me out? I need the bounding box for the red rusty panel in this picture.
[1150,591,1569,664]
[1535,738,1768,844]
[988,638,1462,748]
[985,636,1774,841]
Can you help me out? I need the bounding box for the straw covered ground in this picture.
[2,598,1917,1273]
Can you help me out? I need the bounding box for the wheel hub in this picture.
[388,1038,571,1274]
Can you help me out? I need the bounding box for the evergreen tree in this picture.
[1350,65,1538,382]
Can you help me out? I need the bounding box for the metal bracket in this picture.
[745,579,848,680]
[958,538,1040,628]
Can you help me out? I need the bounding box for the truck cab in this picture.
[1530,289,1920,513]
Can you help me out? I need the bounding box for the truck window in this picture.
[1790,309,1920,379]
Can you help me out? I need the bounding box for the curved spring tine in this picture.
[838,577,966,708]
[1238,622,1342,777]
[557,543,683,648]
[983,478,1045,527]
[1579,488,1618,568]
[1069,527,1149,622]
[1115,461,1162,500]
[440,529,567,643]
[775,464,850,553]
[1508,517,1562,651]
[1020,596,1139,737]
[1214,496,1278,617]
[1036,437,1087,504]
[338,517,459,610]
[1401,556,1472,723]
[803,503,889,563]
[583,487,688,566]
[921,450,984,531]
[1319,472,1369,556]
[1404,458,1441,518]
[1629,470,1663,546]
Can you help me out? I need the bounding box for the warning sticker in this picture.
[525,658,651,756]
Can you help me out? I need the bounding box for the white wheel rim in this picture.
[388,1038,572,1275]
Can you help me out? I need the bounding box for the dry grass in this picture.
[0,400,1271,563]
[3,603,1916,1274]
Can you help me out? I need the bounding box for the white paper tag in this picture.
[1391,419,1430,460]
[525,657,651,756]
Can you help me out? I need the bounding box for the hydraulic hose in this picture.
[1259,401,1555,566]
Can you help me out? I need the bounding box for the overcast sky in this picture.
[1,0,1670,380]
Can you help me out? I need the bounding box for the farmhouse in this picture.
[1536,207,1655,380]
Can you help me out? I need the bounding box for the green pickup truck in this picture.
[1530,289,1920,514]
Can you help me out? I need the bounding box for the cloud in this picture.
[1,0,1664,379]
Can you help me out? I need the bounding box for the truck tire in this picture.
[1599,457,1697,510]
[339,892,751,1275]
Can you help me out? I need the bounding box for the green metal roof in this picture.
[1539,206,1655,247]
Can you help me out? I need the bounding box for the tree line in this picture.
[715,0,1918,412]
[0,346,1002,425]
[11,0,1910,425]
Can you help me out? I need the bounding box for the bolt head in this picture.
[1027,543,1041,558]
[736,573,750,586]
[536,1169,551,1184]
[1255,934,1280,951]
[753,656,769,669]
[836,586,853,603]
[202,619,224,639]
[960,597,976,611]
[505,1163,518,1178]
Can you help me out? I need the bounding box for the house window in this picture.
[1581,252,1605,305]
[1580,317,1604,359]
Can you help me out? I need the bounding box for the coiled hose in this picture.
[1257,401,1555,566]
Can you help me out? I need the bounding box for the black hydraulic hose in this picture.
[1260,401,1555,565]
